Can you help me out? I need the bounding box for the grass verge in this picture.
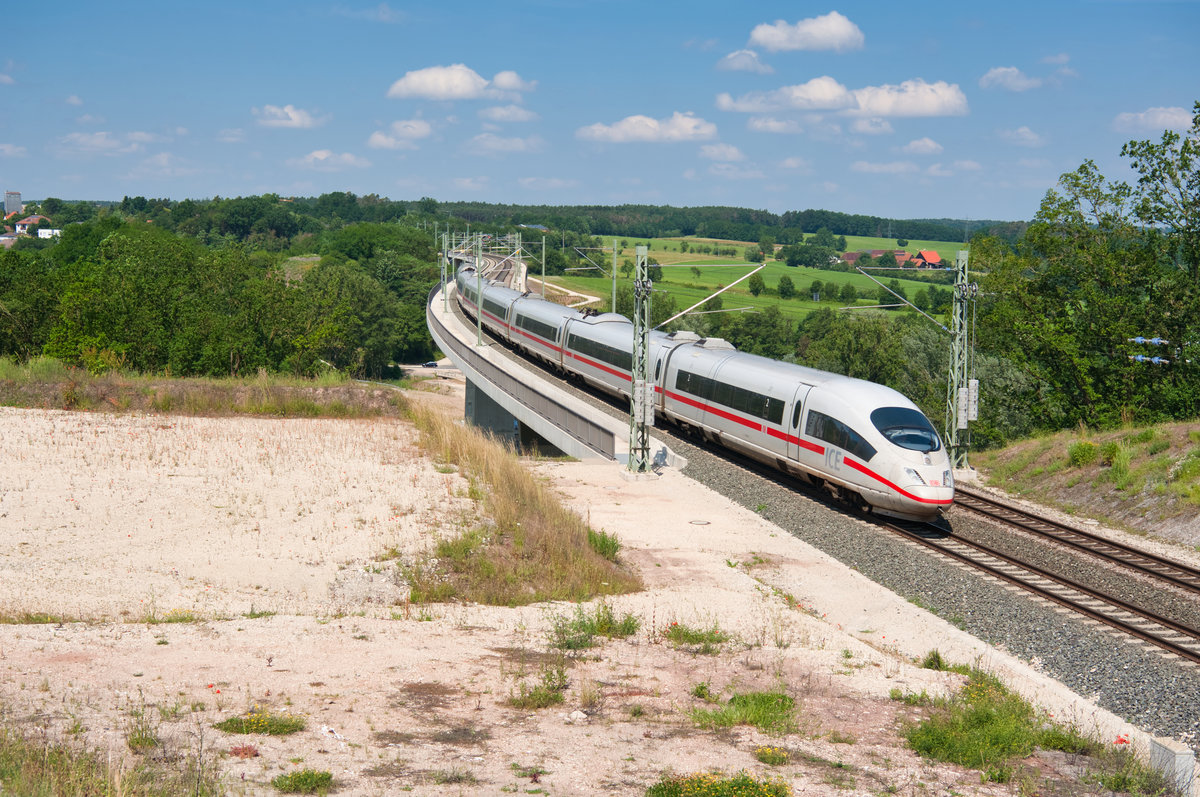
[403,403,642,606]
[0,355,408,418]
[213,706,306,736]
[899,668,1171,790]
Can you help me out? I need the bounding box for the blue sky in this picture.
[2,1,1196,221]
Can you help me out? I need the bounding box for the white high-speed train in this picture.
[455,263,953,520]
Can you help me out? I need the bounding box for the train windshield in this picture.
[870,407,942,453]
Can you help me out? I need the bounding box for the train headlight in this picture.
[904,468,926,486]
[943,470,953,488]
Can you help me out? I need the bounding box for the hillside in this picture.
[971,422,1200,549]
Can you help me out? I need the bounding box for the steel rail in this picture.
[881,517,1200,664]
[954,485,1200,596]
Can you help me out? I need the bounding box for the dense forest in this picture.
[1,103,1196,447]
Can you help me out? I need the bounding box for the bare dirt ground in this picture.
[0,379,1155,796]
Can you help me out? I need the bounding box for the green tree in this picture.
[777,274,796,299]
[839,283,858,303]
[808,279,823,300]
[747,273,765,296]
[1120,100,1200,284]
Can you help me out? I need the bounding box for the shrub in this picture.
[1100,441,1122,466]
[587,528,621,561]
[548,601,640,650]
[1067,441,1098,467]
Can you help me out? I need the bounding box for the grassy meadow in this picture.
[546,234,962,322]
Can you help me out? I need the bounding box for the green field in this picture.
[587,234,967,267]
[545,235,960,324]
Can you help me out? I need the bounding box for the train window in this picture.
[516,314,558,342]
[654,358,661,381]
[806,410,877,462]
[870,407,942,453]
[483,297,508,318]
[791,403,803,429]
[675,370,784,425]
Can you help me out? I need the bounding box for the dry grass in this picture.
[0,356,408,418]
[404,403,642,605]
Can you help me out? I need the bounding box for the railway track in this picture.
[954,485,1200,596]
[880,513,1200,665]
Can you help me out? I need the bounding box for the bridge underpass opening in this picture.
[464,378,567,458]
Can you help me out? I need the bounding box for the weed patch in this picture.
[664,620,729,654]
[272,768,333,794]
[548,600,640,650]
[645,770,792,796]
[691,691,797,736]
[213,706,306,735]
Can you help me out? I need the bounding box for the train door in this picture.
[786,384,812,463]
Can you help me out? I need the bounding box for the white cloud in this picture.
[954,160,982,171]
[491,70,537,93]
[467,132,543,154]
[780,156,811,171]
[709,163,765,180]
[576,111,717,143]
[66,95,82,106]
[479,105,538,123]
[368,118,433,149]
[903,137,943,154]
[333,3,403,23]
[852,117,893,135]
[287,149,370,170]
[748,117,803,134]
[254,104,324,128]
[850,160,918,174]
[518,176,578,190]
[717,76,855,113]
[999,125,1045,147]
[75,113,104,125]
[716,50,773,74]
[218,128,245,143]
[386,64,534,101]
[926,163,953,177]
[700,143,745,161]
[0,74,13,85]
[0,143,27,157]
[852,79,968,117]
[1113,106,1192,133]
[719,77,964,117]
[1042,53,1070,65]
[454,176,489,191]
[749,11,864,53]
[979,66,1042,92]
[57,131,142,155]
[388,64,489,100]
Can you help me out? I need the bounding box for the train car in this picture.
[561,313,636,399]
[508,294,580,370]
[453,263,952,520]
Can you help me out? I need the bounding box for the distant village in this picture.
[1,191,62,249]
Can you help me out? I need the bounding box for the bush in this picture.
[1100,441,1122,466]
[1067,441,1099,467]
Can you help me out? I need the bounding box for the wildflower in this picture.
[1115,734,1129,745]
